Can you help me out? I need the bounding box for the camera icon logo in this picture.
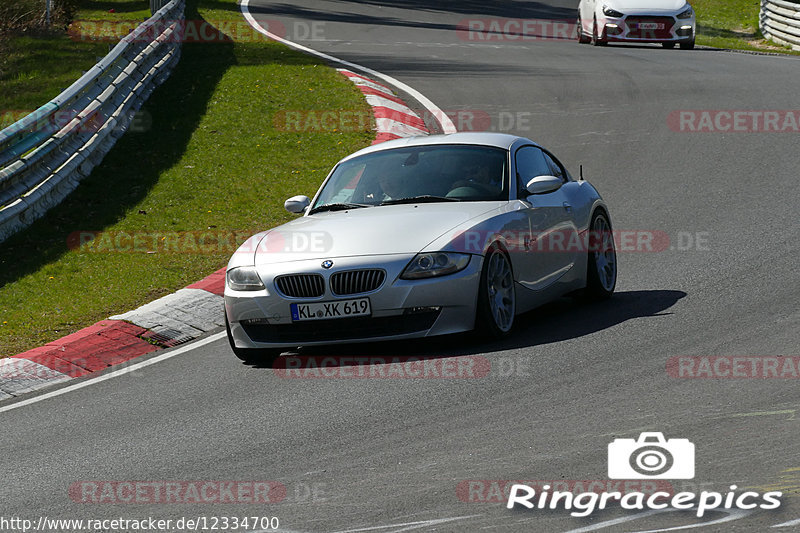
[608,432,695,479]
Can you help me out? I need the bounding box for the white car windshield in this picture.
[311,145,509,211]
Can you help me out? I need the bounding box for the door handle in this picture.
[563,202,572,213]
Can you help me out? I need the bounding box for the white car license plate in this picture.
[636,23,664,29]
[291,298,371,321]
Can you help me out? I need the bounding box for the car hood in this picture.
[607,0,687,13]
[251,202,506,266]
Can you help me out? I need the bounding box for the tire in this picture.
[584,210,617,300]
[475,243,516,339]
[662,42,676,49]
[577,17,591,43]
[591,18,606,46]
[680,40,695,50]
[225,313,283,365]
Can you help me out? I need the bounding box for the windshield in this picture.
[311,145,509,211]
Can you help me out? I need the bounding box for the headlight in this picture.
[400,252,471,280]
[226,266,265,291]
[677,6,693,18]
[603,5,624,17]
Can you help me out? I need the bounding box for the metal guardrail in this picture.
[760,0,800,51]
[0,0,185,243]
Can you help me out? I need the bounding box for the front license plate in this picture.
[635,23,664,29]
[291,298,371,321]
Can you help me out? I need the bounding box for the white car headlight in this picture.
[677,6,693,18]
[603,5,624,17]
[400,252,471,280]
[226,266,265,291]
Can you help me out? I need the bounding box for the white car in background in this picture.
[578,0,696,49]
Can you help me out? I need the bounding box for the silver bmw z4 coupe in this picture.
[224,132,617,363]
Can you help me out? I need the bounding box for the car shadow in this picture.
[249,289,686,368]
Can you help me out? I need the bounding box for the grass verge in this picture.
[0,0,373,356]
[694,0,800,54]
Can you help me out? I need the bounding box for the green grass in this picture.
[694,0,800,54]
[0,0,373,356]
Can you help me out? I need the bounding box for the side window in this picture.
[514,146,551,194]
[543,152,566,183]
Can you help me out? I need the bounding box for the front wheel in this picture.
[584,210,617,300]
[591,18,606,46]
[662,42,676,49]
[577,17,591,43]
[680,40,695,50]
[225,313,284,365]
[475,244,516,339]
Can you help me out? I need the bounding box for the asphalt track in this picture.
[2,1,799,532]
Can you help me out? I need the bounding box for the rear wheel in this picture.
[662,42,676,49]
[584,210,617,300]
[225,313,283,365]
[475,243,516,338]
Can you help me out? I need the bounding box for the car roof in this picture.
[339,132,539,162]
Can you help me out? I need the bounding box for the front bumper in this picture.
[225,253,483,349]
[601,13,695,43]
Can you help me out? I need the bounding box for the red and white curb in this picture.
[338,69,429,143]
[1,72,432,401]
[0,268,226,400]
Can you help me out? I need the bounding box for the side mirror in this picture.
[524,175,562,195]
[284,195,310,214]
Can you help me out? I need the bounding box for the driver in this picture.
[377,173,407,201]
[449,158,500,195]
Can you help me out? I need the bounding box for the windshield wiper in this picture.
[380,195,460,206]
[308,203,371,215]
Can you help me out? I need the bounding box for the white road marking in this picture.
[0,332,226,414]
[560,508,751,533]
[238,0,457,134]
[772,517,800,527]
[245,515,478,533]
[328,515,479,532]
